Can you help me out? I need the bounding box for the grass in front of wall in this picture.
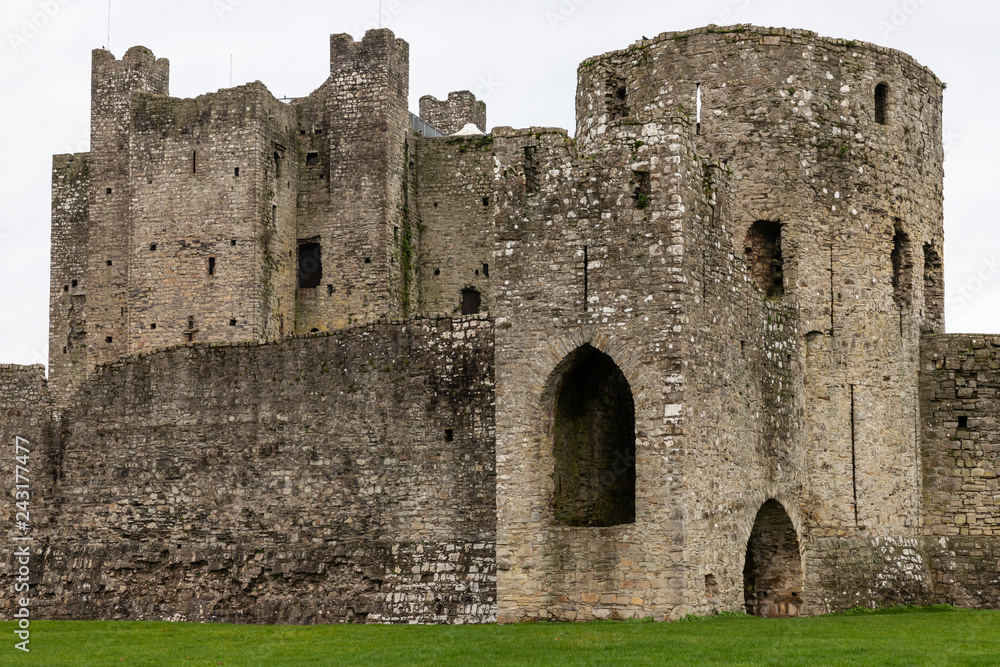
[2,606,998,666]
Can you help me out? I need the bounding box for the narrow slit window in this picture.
[891,225,911,308]
[208,257,216,276]
[632,170,651,209]
[273,151,282,178]
[696,83,702,135]
[875,83,888,125]
[524,146,539,195]
[192,151,197,174]
[482,263,489,278]
[234,167,240,177]
[298,242,322,289]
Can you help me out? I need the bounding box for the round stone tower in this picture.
[495,25,944,622]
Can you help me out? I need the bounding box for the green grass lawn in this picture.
[2,607,998,666]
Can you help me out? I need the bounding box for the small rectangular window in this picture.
[229,319,237,326]
[150,243,157,251]
[106,260,112,266]
[483,263,489,278]
[208,257,216,275]
[958,416,969,429]
[71,279,78,287]
[306,152,320,166]
[150,323,156,330]
[234,167,240,177]
[445,429,454,442]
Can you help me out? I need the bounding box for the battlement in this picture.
[329,28,408,74]
[419,91,487,135]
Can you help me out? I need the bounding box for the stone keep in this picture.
[1,25,997,624]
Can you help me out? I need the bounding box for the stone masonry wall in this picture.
[921,334,1000,607]
[571,25,942,615]
[413,135,495,316]
[127,83,299,349]
[86,47,169,367]
[49,153,90,404]
[4,319,496,624]
[0,366,55,619]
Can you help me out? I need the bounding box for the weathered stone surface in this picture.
[0,24,997,625]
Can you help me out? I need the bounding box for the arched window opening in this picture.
[461,288,481,315]
[551,345,635,527]
[875,83,888,125]
[744,500,803,617]
[922,243,944,333]
[745,220,784,297]
[608,78,629,120]
[891,225,911,308]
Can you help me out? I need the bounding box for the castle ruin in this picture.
[1,25,998,624]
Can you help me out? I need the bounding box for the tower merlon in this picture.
[419,91,487,135]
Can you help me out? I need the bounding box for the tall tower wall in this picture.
[127,84,298,348]
[49,153,91,402]
[574,25,944,613]
[294,30,410,331]
[87,47,169,365]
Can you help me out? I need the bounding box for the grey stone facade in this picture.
[0,25,997,624]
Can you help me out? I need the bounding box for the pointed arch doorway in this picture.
[743,499,804,617]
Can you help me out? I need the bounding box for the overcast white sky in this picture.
[0,0,997,367]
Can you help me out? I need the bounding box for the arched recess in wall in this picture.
[891,223,912,309]
[547,344,636,527]
[922,243,944,332]
[743,499,803,617]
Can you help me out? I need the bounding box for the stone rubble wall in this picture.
[0,320,496,624]
[921,334,1000,606]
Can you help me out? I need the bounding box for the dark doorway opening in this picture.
[744,500,803,617]
[461,288,481,315]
